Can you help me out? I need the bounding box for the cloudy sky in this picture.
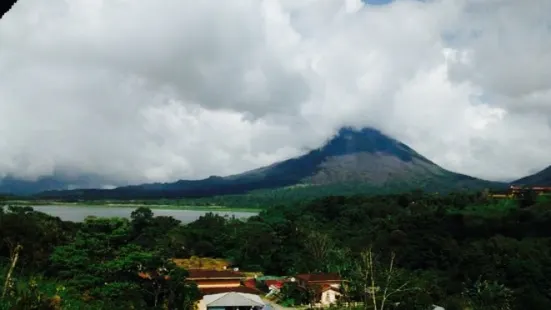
[0,0,550,185]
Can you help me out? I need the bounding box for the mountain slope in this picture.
[512,166,551,186]
[35,127,504,200]
[0,175,109,196]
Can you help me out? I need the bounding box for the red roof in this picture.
[243,279,257,289]
[187,269,244,279]
[264,280,283,289]
[199,286,262,296]
[296,273,341,283]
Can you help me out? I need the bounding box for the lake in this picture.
[29,206,257,223]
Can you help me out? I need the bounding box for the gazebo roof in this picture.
[204,292,265,307]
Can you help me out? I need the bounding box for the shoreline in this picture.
[4,201,261,213]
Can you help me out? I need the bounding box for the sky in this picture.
[0,0,550,186]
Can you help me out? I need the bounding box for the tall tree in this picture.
[50,217,199,309]
[353,248,419,310]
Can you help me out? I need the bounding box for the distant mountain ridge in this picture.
[512,165,551,186]
[32,127,506,200]
[0,174,108,196]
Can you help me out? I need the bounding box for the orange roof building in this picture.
[187,269,261,296]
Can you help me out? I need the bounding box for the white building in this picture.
[197,292,266,310]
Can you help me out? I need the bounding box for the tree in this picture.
[131,207,154,232]
[304,231,333,272]
[462,277,514,310]
[352,248,419,310]
[1,243,22,299]
[50,218,142,307]
[279,282,309,307]
[163,268,200,310]
[50,217,200,308]
[230,220,277,271]
[0,207,74,271]
[517,188,538,208]
[326,247,355,277]
[138,262,200,309]
[1,276,61,310]
[130,207,182,254]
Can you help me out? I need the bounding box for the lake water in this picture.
[29,206,257,223]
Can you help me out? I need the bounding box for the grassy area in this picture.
[3,200,261,213]
[448,199,518,218]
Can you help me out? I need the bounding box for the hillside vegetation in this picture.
[20,180,503,210]
[2,191,551,309]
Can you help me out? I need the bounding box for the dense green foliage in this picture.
[31,175,504,203]
[17,179,506,210]
[2,190,551,309]
[0,206,199,309]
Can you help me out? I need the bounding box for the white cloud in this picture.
[0,0,550,184]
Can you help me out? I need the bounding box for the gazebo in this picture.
[199,292,266,310]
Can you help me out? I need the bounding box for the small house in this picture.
[264,279,284,296]
[252,276,290,297]
[295,273,342,307]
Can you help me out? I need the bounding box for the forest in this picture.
[11,180,508,210]
[1,189,550,309]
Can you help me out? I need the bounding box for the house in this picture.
[295,273,342,307]
[295,273,341,288]
[253,276,289,296]
[196,292,266,310]
[245,277,286,298]
[264,279,284,297]
[243,278,258,290]
[187,269,260,296]
[188,269,244,288]
[264,280,284,289]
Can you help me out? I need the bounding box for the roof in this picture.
[187,269,244,280]
[321,284,341,293]
[243,279,257,289]
[296,273,341,283]
[264,280,283,289]
[203,292,265,307]
[200,286,262,296]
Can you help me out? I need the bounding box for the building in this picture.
[264,279,284,297]
[197,292,266,310]
[248,277,286,297]
[490,185,551,199]
[295,273,342,288]
[295,273,342,307]
[187,269,260,296]
[188,269,244,289]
